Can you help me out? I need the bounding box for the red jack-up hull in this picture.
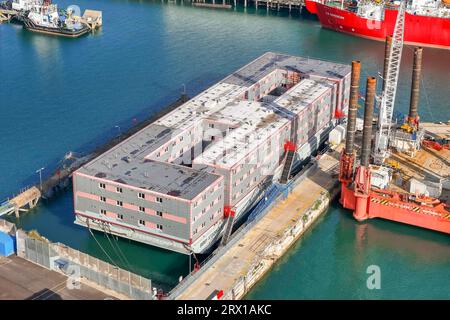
[338,61,450,235]
[340,183,450,234]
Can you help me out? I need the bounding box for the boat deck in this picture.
[387,122,450,203]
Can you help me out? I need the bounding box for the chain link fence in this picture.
[16,230,153,300]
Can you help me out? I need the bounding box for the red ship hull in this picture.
[305,0,319,14]
[305,0,450,49]
[340,183,450,234]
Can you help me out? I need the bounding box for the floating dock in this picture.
[0,9,17,23]
[80,9,102,31]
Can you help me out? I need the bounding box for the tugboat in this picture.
[18,0,89,37]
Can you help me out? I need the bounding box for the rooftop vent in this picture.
[167,190,181,197]
[156,128,171,138]
[95,172,107,178]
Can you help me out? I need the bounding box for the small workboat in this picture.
[18,1,89,37]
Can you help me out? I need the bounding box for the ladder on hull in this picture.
[219,206,235,247]
[280,141,296,184]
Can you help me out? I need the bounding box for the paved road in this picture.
[0,255,117,300]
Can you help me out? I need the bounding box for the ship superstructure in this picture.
[73,52,351,254]
[22,2,89,37]
[304,0,450,49]
[9,0,91,37]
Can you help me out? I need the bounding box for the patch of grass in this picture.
[311,199,322,211]
[27,229,48,242]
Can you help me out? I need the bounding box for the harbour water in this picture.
[1,1,449,297]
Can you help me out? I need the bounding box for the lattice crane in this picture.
[373,0,406,164]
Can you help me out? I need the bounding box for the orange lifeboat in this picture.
[414,195,441,206]
[443,0,450,6]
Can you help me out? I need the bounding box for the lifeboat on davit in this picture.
[413,195,442,206]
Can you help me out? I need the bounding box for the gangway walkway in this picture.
[280,147,296,184]
[0,202,15,217]
[219,215,235,247]
[219,207,236,247]
[0,187,41,217]
[247,183,284,223]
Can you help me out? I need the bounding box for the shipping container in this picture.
[0,231,15,257]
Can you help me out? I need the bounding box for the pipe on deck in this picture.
[360,77,377,167]
[344,60,361,156]
[382,36,392,92]
[409,47,423,120]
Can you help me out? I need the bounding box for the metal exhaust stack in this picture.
[345,60,361,155]
[360,77,377,167]
[382,36,392,92]
[409,47,423,121]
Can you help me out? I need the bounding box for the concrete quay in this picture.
[172,145,342,300]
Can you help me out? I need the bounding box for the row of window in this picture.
[193,209,222,235]
[193,205,222,222]
[98,183,163,202]
[192,221,208,236]
[99,209,164,230]
[192,184,222,208]
[104,199,165,216]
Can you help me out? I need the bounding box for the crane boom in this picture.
[373,0,406,164]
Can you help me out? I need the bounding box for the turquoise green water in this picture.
[1,1,449,297]
[246,203,450,299]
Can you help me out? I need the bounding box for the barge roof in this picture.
[78,123,221,200]
[194,79,332,168]
[78,157,221,200]
[223,52,350,87]
[77,52,350,198]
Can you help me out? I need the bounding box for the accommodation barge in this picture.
[73,52,351,254]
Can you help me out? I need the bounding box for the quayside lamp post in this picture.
[36,167,45,191]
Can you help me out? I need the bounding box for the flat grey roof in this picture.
[223,52,350,87]
[79,158,220,200]
[76,52,350,200]
[78,123,221,200]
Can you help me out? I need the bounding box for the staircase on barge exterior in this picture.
[219,206,236,247]
[280,141,296,184]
